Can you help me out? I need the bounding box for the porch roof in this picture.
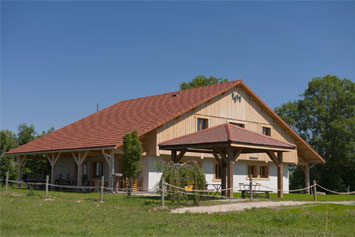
[159,123,296,152]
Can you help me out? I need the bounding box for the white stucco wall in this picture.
[145,156,289,193]
[53,155,289,193]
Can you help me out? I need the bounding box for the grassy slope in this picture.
[0,188,354,236]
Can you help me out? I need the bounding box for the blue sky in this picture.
[1,1,355,134]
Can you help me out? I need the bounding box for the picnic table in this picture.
[206,184,222,196]
[239,183,270,199]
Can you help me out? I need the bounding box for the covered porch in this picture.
[159,123,298,198]
[13,147,142,192]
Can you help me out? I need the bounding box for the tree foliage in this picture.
[122,130,143,197]
[275,75,355,191]
[0,130,18,180]
[0,123,55,181]
[157,160,206,205]
[180,75,228,90]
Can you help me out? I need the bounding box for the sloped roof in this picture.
[7,80,242,154]
[159,123,296,150]
[7,80,325,163]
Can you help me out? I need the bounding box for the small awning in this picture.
[159,123,296,153]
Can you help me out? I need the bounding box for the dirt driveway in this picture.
[170,200,355,214]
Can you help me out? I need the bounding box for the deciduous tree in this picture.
[180,75,228,90]
[275,75,355,191]
[122,130,143,197]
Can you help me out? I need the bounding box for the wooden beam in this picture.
[72,151,89,187]
[170,150,176,163]
[102,149,115,189]
[175,149,187,163]
[17,155,26,187]
[227,147,234,198]
[47,153,61,184]
[266,151,280,168]
[232,147,243,161]
[277,151,283,198]
[303,164,310,194]
[212,150,227,196]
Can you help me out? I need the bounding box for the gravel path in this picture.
[170,200,355,214]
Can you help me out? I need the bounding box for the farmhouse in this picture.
[7,80,325,198]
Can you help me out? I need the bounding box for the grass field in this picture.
[1,187,355,236]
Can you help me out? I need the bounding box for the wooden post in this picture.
[171,150,177,163]
[5,171,9,192]
[17,156,25,188]
[72,151,88,188]
[100,176,104,202]
[221,162,226,196]
[102,150,115,191]
[304,164,310,194]
[160,176,165,207]
[227,159,234,199]
[47,153,61,184]
[249,173,253,200]
[313,180,317,201]
[277,152,283,198]
[45,175,49,197]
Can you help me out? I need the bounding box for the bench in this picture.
[239,183,270,199]
[239,189,270,199]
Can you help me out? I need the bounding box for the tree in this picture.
[158,161,206,205]
[180,75,228,90]
[0,130,18,180]
[275,75,355,191]
[17,123,54,180]
[122,130,143,197]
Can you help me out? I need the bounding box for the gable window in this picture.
[214,162,222,180]
[197,118,208,131]
[262,127,271,136]
[248,165,258,178]
[229,122,245,128]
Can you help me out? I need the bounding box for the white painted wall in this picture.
[146,156,289,193]
[53,155,289,193]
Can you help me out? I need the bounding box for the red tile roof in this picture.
[7,80,242,154]
[159,123,296,150]
[7,80,325,163]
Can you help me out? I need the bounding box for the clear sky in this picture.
[1,1,355,134]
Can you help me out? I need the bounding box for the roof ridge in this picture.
[225,123,232,141]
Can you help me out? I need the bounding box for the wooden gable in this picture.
[156,85,298,164]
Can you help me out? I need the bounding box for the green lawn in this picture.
[1,187,354,236]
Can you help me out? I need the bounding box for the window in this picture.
[197,118,208,131]
[214,162,222,180]
[262,127,271,136]
[247,165,269,179]
[229,122,245,128]
[83,163,87,175]
[260,166,269,178]
[248,165,258,178]
[94,162,103,177]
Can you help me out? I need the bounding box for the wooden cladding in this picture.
[157,86,298,163]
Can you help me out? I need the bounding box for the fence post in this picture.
[100,176,104,203]
[313,180,317,201]
[160,177,165,207]
[5,171,9,192]
[249,173,253,200]
[45,175,49,197]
